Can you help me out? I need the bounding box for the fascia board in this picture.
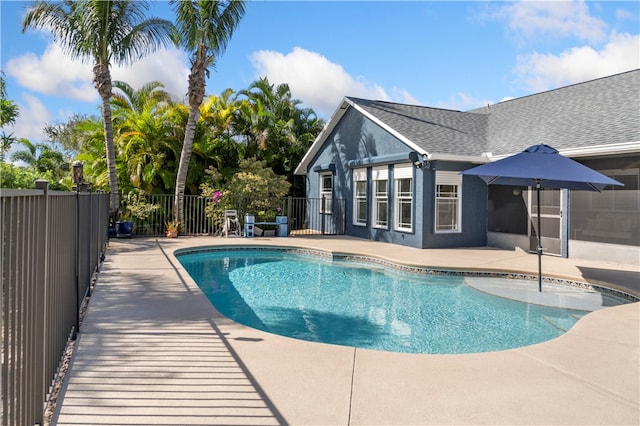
[558,141,640,158]
[430,153,491,163]
[490,141,640,161]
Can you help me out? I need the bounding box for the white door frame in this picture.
[527,188,564,256]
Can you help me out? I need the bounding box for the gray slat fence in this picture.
[1,181,109,426]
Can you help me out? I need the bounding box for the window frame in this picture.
[435,171,462,233]
[319,173,333,214]
[352,168,367,226]
[394,164,413,232]
[371,166,389,229]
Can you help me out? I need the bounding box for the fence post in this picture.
[321,195,326,235]
[34,180,49,426]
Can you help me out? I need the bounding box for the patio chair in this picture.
[222,210,241,238]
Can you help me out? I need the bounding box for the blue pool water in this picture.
[178,249,594,354]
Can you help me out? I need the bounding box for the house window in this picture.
[372,166,388,228]
[353,169,367,225]
[435,171,462,232]
[320,173,333,213]
[394,164,413,231]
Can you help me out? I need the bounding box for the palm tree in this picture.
[185,91,245,188]
[235,97,274,157]
[112,80,171,115]
[75,115,109,190]
[241,77,298,120]
[10,138,68,177]
[22,0,176,214]
[236,77,325,194]
[197,89,245,180]
[112,81,179,193]
[170,0,246,225]
[1,72,20,160]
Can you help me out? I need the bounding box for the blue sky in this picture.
[1,1,639,149]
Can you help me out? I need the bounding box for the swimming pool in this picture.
[177,247,629,354]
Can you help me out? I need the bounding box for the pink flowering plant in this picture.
[202,187,232,225]
[200,159,290,226]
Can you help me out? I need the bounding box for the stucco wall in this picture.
[418,162,488,249]
[304,108,488,249]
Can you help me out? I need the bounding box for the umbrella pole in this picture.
[536,181,542,292]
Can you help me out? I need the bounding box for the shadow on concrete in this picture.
[105,236,167,253]
[158,240,289,425]
[54,330,287,425]
[52,240,289,426]
[577,266,640,298]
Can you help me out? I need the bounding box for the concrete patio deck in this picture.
[53,236,639,425]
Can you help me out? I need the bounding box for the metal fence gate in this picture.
[283,197,346,235]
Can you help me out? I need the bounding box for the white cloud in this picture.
[497,0,608,44]
[6,44,96,102]
[390,88,422,106]
[4,42,190,148]
[111,47,190,103]
[250,47,418,117]
[10,94,52,146]
[6,43,190,104]
[515,32,640,92]
[615,7,637,23]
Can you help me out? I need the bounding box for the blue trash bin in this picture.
[276,216,288,237]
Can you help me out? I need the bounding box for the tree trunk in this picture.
[173,58,206,225]
[173,106,200,225]
[94,63,119,215]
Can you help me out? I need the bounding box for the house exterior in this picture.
[294,69,640,264]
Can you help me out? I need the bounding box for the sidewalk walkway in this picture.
[53,236,639,425]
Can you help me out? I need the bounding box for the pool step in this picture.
[543,314,582,332]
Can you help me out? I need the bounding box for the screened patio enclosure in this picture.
[489,187,563,256]
[488,154,639,254]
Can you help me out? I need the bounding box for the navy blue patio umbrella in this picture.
[461,144,623,291]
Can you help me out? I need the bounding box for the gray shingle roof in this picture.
[346,98,488,156]
[471,69,640,156]
[295,69,639,175]
[349,69,639,157]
